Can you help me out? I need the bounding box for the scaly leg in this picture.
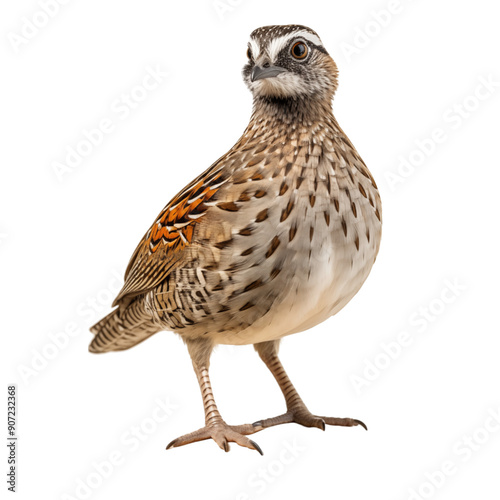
[166,338,263,454]
[253,340,367,432]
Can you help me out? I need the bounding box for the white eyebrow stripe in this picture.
[249,39,261,59]
[296,31,323,47]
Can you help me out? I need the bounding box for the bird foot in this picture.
[166,421,263,454]
[253,407,367,432]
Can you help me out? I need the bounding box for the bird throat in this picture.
[253,94,334,126]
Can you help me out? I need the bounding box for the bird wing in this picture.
[112,159,228,306]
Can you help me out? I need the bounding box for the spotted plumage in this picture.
[90,24,382,454]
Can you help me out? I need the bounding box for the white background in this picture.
[1,0,500,499]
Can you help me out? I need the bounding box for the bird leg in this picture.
[166,338,263,454]
[253,340,367,432]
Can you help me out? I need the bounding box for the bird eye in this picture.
[291,41,308,60]
[247,47,253,60]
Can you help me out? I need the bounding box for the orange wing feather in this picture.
[112,167,227,306]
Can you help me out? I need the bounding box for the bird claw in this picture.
[167,422,264,455]
[253,408,367,432]
[322,416,368,431]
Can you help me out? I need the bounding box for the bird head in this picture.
[243,25,339,103]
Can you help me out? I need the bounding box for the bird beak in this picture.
[251,65,287,82]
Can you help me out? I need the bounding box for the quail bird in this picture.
[89,24,382,454]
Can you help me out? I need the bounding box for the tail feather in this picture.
[89,300,160,353]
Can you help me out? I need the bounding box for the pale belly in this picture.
[214,207,381,346]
